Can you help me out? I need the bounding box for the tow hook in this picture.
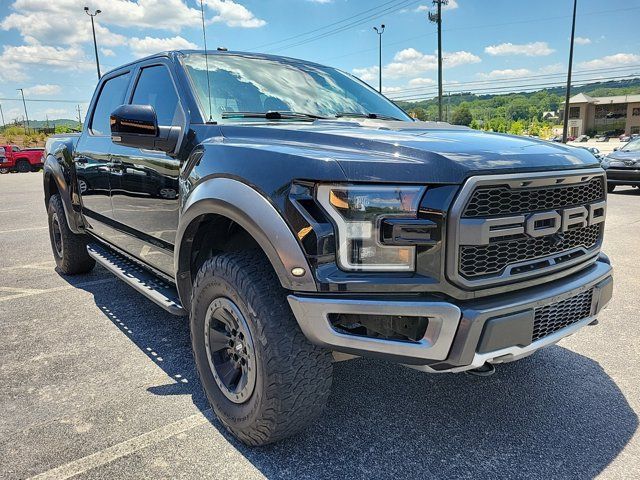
[466,362,496,377]
[589,319,599,326]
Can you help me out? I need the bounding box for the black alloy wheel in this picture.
[204,297,257,403]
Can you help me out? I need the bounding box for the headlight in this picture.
[317,184,425,272]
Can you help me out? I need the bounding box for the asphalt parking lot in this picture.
[0,172,639,480]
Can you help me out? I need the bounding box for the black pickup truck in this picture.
[44,50,613,446]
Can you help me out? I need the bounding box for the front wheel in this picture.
[47,194,95,274]
[0,167,9,174]
[190,251,333,446]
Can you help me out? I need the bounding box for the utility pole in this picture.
[0,103,5,130]
[17,88,30,135]
[429,0,447,121]
[84,7,102,79]
[373,24,385,93]
[77,105,83,128]
[562,0,577,143]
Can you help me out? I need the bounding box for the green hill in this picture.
[395,78,640,132]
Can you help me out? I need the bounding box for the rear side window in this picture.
[131,65,180,126]
[90,73,130,135]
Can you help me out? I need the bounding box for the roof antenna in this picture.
[199,0,214,123]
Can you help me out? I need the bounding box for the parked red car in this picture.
[0,145,45,173]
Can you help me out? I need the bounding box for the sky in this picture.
[0,0,638,122]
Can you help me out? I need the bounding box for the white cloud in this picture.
[1,1,127,46]
[408,77,436,86]
[206,0,266,28]
[0,44,93,80]
[101,48,116,57]
[307,0,333,3]
[477,68,532,80]
[129,36,198,58]
[23,84,61,96]
[353,48,479,83]
[415,1,458,12]
[577,53,640,70]
[382,86,405,94]
[574,37,591,45]
[484,41,555,57]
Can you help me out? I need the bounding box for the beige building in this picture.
[561,93,640,137]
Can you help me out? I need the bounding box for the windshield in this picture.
[621,138,640,152]
[182,53,411,123]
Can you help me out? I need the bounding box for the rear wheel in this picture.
[47,194,95,274]
[190,251,333,446]
[607,184,616,193]
[16,159,30,173]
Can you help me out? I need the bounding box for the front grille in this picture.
[448,170,606,288]
[463,177,604,218]
[459,224,601,278]
[533,289,594,341]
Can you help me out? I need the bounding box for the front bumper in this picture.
[288,259,613,373]
[606,168,640,185]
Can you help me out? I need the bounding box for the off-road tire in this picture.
[190,251,333,446]
[16,159,31,173]
[607,184,615,193]
[47,194,95,274]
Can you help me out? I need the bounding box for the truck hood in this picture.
[218,119,599,184]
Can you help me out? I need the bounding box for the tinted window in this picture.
[90,73,130,135]
[131,65,180,126]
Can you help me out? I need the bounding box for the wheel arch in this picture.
[175,177,317,310]
[43,154,84,233]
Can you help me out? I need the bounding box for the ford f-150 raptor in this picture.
[44,50,613,446]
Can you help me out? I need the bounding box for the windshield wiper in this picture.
[335,112,403,121]
[221,111,326,120]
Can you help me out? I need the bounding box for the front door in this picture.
[109,63,183,275]
[76,72,132,239]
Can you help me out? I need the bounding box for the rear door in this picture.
[75,71,132,238]
[108,61,184,275]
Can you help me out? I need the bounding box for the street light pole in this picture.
[84,6,102,79]
[562,0,578,143]
[429,0,448,121]
[373,25,385,93]
[17,88,30,135]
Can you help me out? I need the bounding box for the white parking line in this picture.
[0,278,116,303]
[0,226,47,234]
[0,261,55,272]
[28,410,213,480]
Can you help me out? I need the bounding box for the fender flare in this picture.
[43,154,84,233]
[175,177,317,307]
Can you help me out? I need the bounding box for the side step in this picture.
[87,243,186,316]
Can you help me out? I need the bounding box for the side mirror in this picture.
[110,104,181,154]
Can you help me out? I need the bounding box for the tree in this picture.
[408,107,428,121]
[451,104,472,126]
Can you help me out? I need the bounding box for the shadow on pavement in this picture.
[68,270,637,479]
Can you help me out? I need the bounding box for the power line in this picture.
[0,97,88,104]
[249,0,404,51]
[266,0,424,54]
[389,74,640,102]
[319,5,640,64]
[386,64,640,96]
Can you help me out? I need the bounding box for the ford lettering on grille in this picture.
[447,170,607,289]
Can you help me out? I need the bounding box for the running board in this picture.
[87,243,186,316]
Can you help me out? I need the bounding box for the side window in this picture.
[90,73,130,135]
[131,65,180,126]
